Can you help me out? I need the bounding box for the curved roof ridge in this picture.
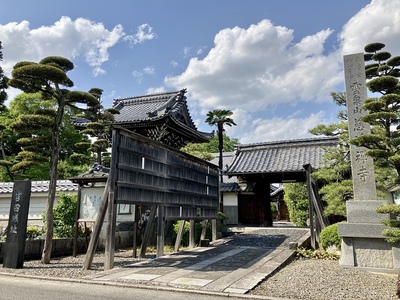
[238,136,339,149]
[113,90,181,106]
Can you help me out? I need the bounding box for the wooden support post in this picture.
[200,219,209,241]
[73,184,82,257]
[83,179,110,270]
[139,206,157,258]
[133,205,138,258]
[189,220,196,249]
[307,177,316,249]
[264,183,273,227]
[156,206,165,258]
[174,220,186,252]
[104,192,116,270]
[211,219,217,241]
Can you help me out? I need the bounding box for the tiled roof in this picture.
[225,136,339,175]
[210,152,236,183]
[73,89,212,144]
[112,89,205,135]
[112,90,186,123]
[0,180,78,194]
[69,163,109,183]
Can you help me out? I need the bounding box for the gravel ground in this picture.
[0,249,397,299]
[250,258,398,300]
[0,249,146,278]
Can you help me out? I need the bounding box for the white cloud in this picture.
[146,86,166,94]
[167,1,400,143]
[340,0,400,56]
[165,19,342,113]
[143,66,155,75]
[0,17,125,77]
[234,111,326,144]
[131,66,156,83]
[170,61,178,68]
[183,47,191,57]
[124,23,157,45]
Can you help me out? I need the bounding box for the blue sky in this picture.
[1,0,399,144]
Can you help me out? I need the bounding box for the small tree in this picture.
[181,135,239,161]
[310,92,352,218]
[43,193,80,238]
[7,56,100,263]
[205,109,236,182]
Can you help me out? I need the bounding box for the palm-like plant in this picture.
[205,109,236,182]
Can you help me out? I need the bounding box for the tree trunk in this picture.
[217,123,223,183]
[41,100,64,264]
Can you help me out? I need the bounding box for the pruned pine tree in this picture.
[309,92,353,218]
[350,43,400,253]
[0,41,13,179]
[0,41,7,112]
[351,42,400,178]
[7,56,100,264]
[74,88,118,167]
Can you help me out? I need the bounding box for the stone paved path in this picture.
[87,225,309,294]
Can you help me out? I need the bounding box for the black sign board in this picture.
[3,180,31,269]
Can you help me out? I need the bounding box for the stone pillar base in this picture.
[338,200,400,271]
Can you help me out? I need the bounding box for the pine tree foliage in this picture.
[351,43,400,179]
[352,42,400,244]
[7,56,101,264]
[75,88,118,167]
[310,92,353,217]
[181,135,239,161]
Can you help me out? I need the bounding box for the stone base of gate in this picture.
[338,200,400,272]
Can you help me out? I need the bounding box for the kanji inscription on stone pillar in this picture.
[344,53,377,201]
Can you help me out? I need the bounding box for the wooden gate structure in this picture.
[224,137,337,247]
[84,128,219,270]
[304,164,329,249]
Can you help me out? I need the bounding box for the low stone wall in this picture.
[0,231,134,262]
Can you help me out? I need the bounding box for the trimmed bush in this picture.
[319,223,341,250]
[26,226,41,239]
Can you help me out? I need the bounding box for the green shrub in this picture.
[270,202,278,215]
[296,247,340,260]
[377,203,400,244]
[26,226,41,239]
[43,193,83,238]
[283,183,309,226]
[319,223,341,250]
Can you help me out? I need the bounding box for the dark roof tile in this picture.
[226,136,339,175]
[0,180,78,194]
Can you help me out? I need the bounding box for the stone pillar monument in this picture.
[338,53,399,271]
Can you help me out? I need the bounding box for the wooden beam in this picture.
[174,220,186,252]
[133,205,138,258]
[211,219,217,241]
[189,220,196,249]
[104,191,117,270]
[73,184,82,257]
[200,219,209,241]
[156,206,165,258]
[83,179,110,270]
[139,206,157,258]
